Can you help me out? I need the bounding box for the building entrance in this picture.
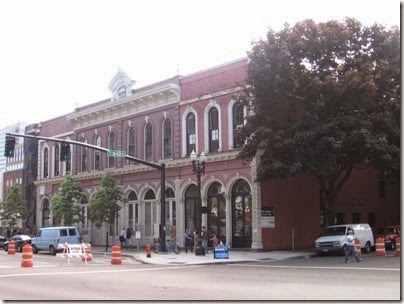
[231,180,252,248]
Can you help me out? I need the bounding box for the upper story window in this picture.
[54,145,60,176]
[186,113,196,156]
[108,132,116,168]
[127,127,136,165]
[94,135,101,170]
[81,138,88,172]
[209,107,219,153]
[43,147,49,178]
[233,101,244,149]
[145,123,152,162]
[163,119,172,159]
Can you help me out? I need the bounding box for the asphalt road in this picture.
[0,251,400,301]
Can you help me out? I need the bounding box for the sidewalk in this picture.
[92,246,317,265]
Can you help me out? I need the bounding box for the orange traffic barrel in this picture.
[82,243,92,262]
[21,244,34,267]
[395,236,400,257]
[111,245,122,265]
[8,240,16,255]
[375,237,386,256]
[354,239,361,257]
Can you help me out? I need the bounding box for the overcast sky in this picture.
[0,0,400,130]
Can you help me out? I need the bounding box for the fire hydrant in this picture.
[146,244,151,258]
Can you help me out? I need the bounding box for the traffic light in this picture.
[60,143,71,161]
[4,136,16,157]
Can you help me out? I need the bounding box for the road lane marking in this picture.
[0,265,203,278]
[229,264,400,271]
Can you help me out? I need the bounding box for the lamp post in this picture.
[191,150,206,255]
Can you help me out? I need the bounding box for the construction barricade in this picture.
[354,239,361,257]
[111,245,122,265]
[395,236,400,257]
[81,243,92,262]
[8,240,16,255]
[21,244,34,267]
[57,242,92,265]
[375,237,386,256]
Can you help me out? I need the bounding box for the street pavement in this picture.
[91,245,317,265]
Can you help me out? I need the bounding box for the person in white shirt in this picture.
[345,229,361,263]
[120,227,128,249]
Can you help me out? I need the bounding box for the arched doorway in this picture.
[231,180,252,248]
[184,185,200,232]
[207,182,226,244]
[42,199,51,227]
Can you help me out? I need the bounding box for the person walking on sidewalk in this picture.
[345,229,361,263]
[193,228,200,252]
[201,226,209,254]
[184,228,194,253]
[120,227,128,249]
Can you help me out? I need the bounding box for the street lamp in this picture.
[190,150,206,255]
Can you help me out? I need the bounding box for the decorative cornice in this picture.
[180,86,243,106]
[67,83,180,130]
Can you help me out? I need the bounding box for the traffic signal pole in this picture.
[6,132,167,252]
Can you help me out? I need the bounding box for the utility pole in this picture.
[6,132,167,252]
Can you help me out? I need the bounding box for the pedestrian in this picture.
[345,229,361,263]
[120,227,128,249]
[201,226,209,254]
[184,228,193,253]
[193,227,199,252]
[126,227,132,249]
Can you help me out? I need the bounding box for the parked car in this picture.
[374,225,400,250]
[0,236,6,248]
[3,235,32,252]
[315,223,375,254]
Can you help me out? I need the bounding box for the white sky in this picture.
[0,0,400,130]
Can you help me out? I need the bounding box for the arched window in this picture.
[184,185,200,232]
[54,145,60,176]
[186,113,196,156]
[208,108,219,152]
[94,136,101,170]
[127,191,138,228]
[81,138,88,172]
[108,132,116,168]
[127,127,136,165]
[144,189,156,237]
[43,148,49,178]
[233,102,244,149]
[163,119,172,159]
[231,180,252,248]
[145,123,152,161]
[165,187,176,226]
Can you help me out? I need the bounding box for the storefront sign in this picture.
[261,207,275,228]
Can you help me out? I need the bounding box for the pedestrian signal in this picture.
[4,136,16,157]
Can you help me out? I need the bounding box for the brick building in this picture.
[30,58,400,250]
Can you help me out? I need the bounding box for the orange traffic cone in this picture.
[111,245,122,265]
[354,239,361,257]
[395,237,400,257]
[375,237,386,256]
[21,244,34,267]
[8,240,15,255]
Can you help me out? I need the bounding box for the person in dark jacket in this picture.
[201,226,209,254]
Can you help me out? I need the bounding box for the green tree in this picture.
[0,183,27,229]
[51,175,87,225]
[89,172,126,230]
[237,18,400,226]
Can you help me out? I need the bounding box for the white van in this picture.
[31,226,81,255]
[315,224,374,254]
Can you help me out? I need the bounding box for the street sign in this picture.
[107,150,126,157]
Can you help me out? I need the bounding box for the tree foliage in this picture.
[51,175,87,225]
[237,18,400,226]
[0,183,27,228]
[89,172,126,229]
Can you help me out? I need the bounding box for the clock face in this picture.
[118,84,127,99]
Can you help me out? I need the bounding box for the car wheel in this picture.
[364,241,371,253]
[32,245,38,254]
[49,245,56,256]
[4,245,8,252]
[17,245,22,253]
[390,241,396,250]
